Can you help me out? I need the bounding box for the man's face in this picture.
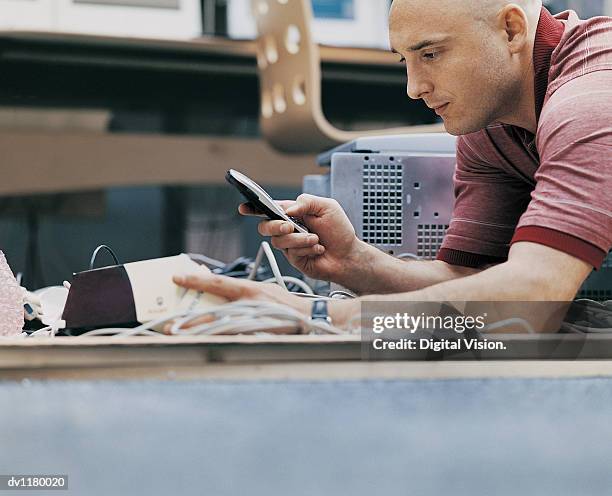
[389,0,521,135]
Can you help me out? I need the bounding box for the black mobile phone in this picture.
[225,169,309,233]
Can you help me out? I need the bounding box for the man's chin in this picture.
[439,120,462,136]
[442,118,488,137]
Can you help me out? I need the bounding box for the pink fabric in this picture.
[438,9,612,269]
[0,251,24,336]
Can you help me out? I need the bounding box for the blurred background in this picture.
[0,0,609,289]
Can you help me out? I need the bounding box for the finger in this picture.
[288,245,326,258]
[163,313,217,334]
[238,203,267,217]
[270,233,319,250]
[238,202,255,214]
[276,200,296,211]
[258,219,295,236]
[285,194,335,217]
[173,273,248,301]
[181,314,216,329]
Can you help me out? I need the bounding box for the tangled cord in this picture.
[75,301,347,338]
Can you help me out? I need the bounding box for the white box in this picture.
[228,0,391,49]
[0,0,57,30]
[56,0,201,39]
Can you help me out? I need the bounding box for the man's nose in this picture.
[406,70,432,100]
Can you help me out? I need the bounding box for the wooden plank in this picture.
[4,356,612,382]
[0,131,321,195]
[3,334,612,377]
[0,31,400,66]
[0,334,361,347]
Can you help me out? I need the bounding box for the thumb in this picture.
[276,200,296,211]
[285,194,326,217]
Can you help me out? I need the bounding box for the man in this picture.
[174,0,612,331]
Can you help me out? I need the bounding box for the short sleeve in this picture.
[437,131,534,268]
[512,70,612,268]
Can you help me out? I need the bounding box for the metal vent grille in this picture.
[578,252,612,301]
[577,289,612,301]
[362,163,403,245]
[418,224,449,259]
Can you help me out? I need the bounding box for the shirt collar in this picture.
[532,7,565,121]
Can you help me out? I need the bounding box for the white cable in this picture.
[481,317,535,334]
[27,316,66,338]
[262,276,314,295]
[329,290,356,299]
[249,241,287,290]
[28,326,53,337]
[75,327,161,338]
[75,311,183,338]
[292,293,331,300]
[169,301,299,335]
[73,300,347,338]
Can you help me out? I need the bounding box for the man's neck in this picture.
[498,61,538,134]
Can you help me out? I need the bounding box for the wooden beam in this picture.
[0,131,321,195]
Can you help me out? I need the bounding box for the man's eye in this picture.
[423,52,439,60]
[398,57,406,64]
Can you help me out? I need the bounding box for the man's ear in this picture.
[498,4,530,53]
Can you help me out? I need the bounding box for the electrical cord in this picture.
[329,290,356,299]
[262,276,314,295]
[481,317,535,334]
[89,245,119,270]
[169,301,343,336]
[248,241,287,290]
[291,293,330,299]
[74,300,347,338]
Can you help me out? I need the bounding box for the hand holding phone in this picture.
[226,169,309,234]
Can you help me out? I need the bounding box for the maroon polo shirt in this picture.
[437,8,612,269]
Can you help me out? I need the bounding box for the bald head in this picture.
[452,0,541,17]
[463,0,542,29]
[391,0,542,22]
[389,0,544,135]
[390,0,542,34]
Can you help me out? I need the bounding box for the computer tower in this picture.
[329,152,455,259]
[311,134,457,259]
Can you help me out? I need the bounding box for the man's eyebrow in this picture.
[409,40,437,51]
[392,37,450,53]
